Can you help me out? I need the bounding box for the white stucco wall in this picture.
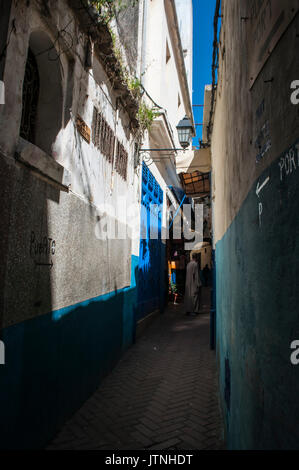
[141,0,191,150]
[175,0,193,99]
[0,0,142,326]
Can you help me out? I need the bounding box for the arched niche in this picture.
[20,30,63,156]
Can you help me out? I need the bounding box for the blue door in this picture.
[137,163,164,320]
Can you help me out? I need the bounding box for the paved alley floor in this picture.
[47,302,225,450]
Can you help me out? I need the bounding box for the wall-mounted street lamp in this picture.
[139,116,194,153]
[176,116,194,149]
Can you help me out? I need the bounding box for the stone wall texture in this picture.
[212,0,299,449]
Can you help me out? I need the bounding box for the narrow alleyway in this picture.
[47,290,224,451]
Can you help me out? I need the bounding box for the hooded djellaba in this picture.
[184,253,202,315]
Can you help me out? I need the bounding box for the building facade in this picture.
[175,0,193,99]
[135,0,194,324]
[0,0,193,449]
[211,0,299,449]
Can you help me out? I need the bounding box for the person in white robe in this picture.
[184,254,202,314]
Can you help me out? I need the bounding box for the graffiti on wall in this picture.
[30,231,56,268]
[256,139,299,228]
[255,120,272,163]
[256,175,270,227]
[278,142,299,181]
[254,99,272,164]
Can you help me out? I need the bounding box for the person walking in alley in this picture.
[184,254,202,315]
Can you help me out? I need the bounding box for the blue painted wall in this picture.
[137,163,165,319]
[0,255,139,450]
[216,141,299,449]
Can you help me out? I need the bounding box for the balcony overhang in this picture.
[176,148,211,198]
[149,117,176,153]
[176,148,211,174]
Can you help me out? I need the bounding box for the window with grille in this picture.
[20,32,63,155]
[20,48,40,144]
[92,107,115,164]
[92,107,128,181]
[115,141,128,181]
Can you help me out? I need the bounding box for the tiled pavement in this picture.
[47,298,225,450]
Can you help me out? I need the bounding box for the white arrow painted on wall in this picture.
[256,176,270,198]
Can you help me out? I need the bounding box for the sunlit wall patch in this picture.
[225,357,231,412]
[0,81,5,104]
[0,340,5,365]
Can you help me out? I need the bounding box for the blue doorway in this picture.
[137,163,165,320]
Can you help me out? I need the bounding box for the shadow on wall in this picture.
[0,144,56,449]
[0,260,139,450]
[0,27,140,449]
[215,141,299,449]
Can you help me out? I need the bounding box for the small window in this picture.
[166,40,171,64]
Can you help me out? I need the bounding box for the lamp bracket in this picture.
[138,148,188,153]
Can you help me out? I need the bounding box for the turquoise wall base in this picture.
[216,141,299,449]
[0,255,139,449]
